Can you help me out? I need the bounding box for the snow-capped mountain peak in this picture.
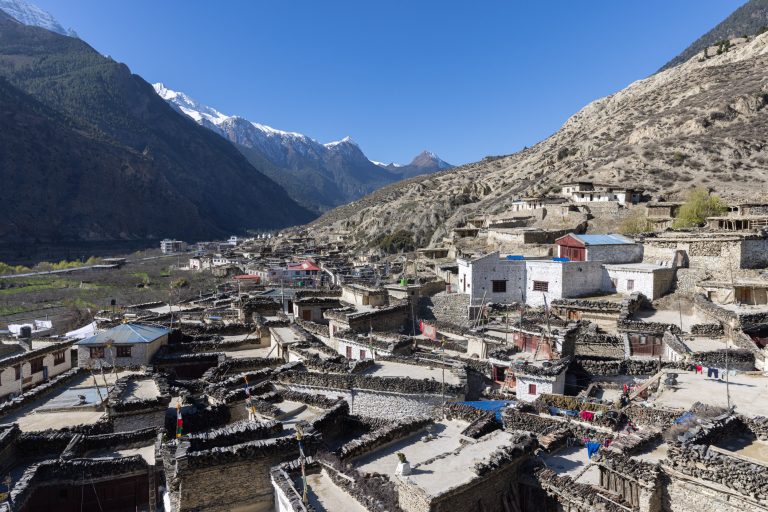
[325,136,357,148]
[0,0,76,37]
[153,83,230,126]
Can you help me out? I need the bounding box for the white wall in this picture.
[458,253,525,303]
[0,347,73,399]
[515,373,565,402]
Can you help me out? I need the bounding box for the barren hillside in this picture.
[309,33,768,248]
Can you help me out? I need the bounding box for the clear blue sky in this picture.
[35,0,743,165]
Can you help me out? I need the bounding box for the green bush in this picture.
[374,230,416,253]
[672,187,727,228]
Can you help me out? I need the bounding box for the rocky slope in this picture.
[309,31,768,248]
[0,11,314,243]
[660,0,768,71]
[155,84,452,213]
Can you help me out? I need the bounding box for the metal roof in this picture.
[566,234,634,246]
[76,324,169,346]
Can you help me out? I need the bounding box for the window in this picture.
[15,365,21,381]
[492,280,507,293]
[346,346,352,359]
[116,346,132,358]
[360,349,366,360]
[90,347,105,359]
[53,351,65,365]
[30,357,44,374]
[528,383,537,395]
[532,281,549,292]
[627,279,635,291]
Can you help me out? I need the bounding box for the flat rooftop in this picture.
[680,336,727,353]
[0,370,139,431]
[650,370,768,417]
[633,309,705,332]
[398,429,522,496]
[540,445,600,484]
[354,419,467,478]
[360,361,462,385]
[303,470,367,512]
[123,378,160,400]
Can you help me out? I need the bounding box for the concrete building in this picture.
[160,239,187,254]
[457,252,526,304]
[514,360,568,402]
[560,182,641,205]
[604,263,676,300]
[0,341,74,399]
[555,233,642,263]
[524,260,606,306]
[75,324,169,368]
[340,283,388,307]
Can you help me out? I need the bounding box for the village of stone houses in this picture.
[0,178,766,512]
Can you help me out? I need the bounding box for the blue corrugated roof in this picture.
[76,323,169,346]
[571,234,634,246]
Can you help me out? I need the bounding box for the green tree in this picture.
[672,188,727,228]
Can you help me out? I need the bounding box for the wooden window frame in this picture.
[533,281,549,292]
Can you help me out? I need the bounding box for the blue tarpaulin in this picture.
[452,401,514,422]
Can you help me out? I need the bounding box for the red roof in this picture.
[287,260,321,271]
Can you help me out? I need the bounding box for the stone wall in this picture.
[418,292,470,330]
[339,417,432,460]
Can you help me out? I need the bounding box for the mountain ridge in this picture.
[154,83,453,212]
[307,29,768,248]
[0,11,314,243]
[660,0,768,71]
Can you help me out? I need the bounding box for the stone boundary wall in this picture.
[211,380,274,403]
[60,427,159,459]
[694,294,764,363]
[692,349,755,370]
[743,416,768,441]
[594,450,659,486]
[164,403,229,438]
[623,405,683,427]
[667,415,768,501]
[444,403,500,439]
[503,409,617,444]
[186,420,283,451]
[279,390,342,409]
[179,434,314,469]
[473,432,537,476]
[277,370,464,396]
[271,464,319,512]
[0,368,83,417]
[16,431,73,458]
[690,323,725,336]
[535,467,630,512]
[414,337,467,353]
[107,373,171,414]
[318,454,404,512]
[11,455,149,511]
[293,317,331,338]
[536,393,614,414]
[310,401,350,437]
[202,357,284,382]
[339,417,432,460]
[574,356,681,376]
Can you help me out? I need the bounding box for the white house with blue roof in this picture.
[75,323,169,368]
